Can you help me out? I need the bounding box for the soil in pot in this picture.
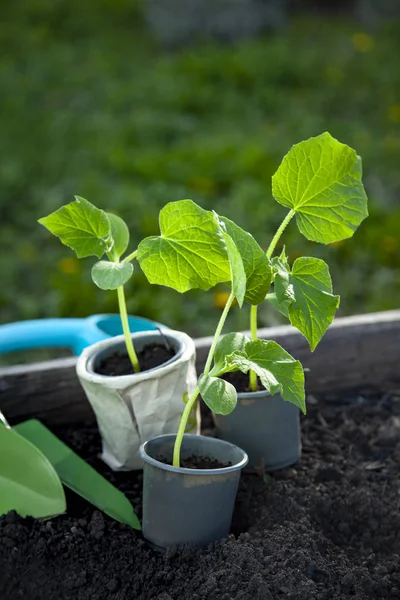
[96,343,175,376]
[223,370,262,393]
[1,393,400,600]
[156,455,231,469]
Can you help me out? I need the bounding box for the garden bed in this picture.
[1,392,399,600]
[1,311,400,599]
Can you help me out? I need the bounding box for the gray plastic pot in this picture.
[213,389,301,472]
[139,434,248,548]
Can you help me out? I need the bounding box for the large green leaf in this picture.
[15,420,140,530]
[38,197,113,258]
[0,425,66,519]
[223,232,246,307]
[91,260,134,290]
[137,200,231,292]
[106,212,130,260]
[198,374,237,415]
[274,256,340,351]
[225,339,306,413]
[272,132,368,244]
[220,216,272,305]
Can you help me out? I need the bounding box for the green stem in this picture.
[248,209,295,391]
[116,285,140,372]
[266,209,295,260]
[172,386,200,467]
[203,292,235,376]
[249,304,258,392]
[172,292,235,467]
[123,249,138,263]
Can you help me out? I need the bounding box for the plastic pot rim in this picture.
[139,433,248,476]
[236,387,277,400]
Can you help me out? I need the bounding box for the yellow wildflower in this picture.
[188,177,216,195]
[214,291,235,310]
[59,257,80,274]
[381,235,397,254]
[352,33,374,53]
[387,105,400,124]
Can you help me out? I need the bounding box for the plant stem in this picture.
[248,209,295,391]
[172,386,200,467]
[116,285,140,372]
[123,249,138,263]
[203,292,235,376]
[266,209,295,260]
[249,304,258,391]
[172,292,235,467]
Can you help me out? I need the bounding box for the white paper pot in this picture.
[76,330,198,471]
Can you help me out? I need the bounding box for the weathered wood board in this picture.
[1,310,399,426]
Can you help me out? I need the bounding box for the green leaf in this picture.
[198,374,237,415]
[274,256,340,351]
[211,332,249,376]
[106,212,130,260]
[91,260,134,290]
[265,292,290,318]
[222,231,246,307]
[271,250,296,304]
[15,420,140,529]
[38,197,113,258]
[220,216,272,305]
[137,200,231,292]
[0,425,66,519]
[225,339,306,413]
[272,132,368,244]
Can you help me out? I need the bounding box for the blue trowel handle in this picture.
[0,318,107,356]
[0,314,161,356]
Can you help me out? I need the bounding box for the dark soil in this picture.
[156,454,231,469]
[96,342,176,376]
[1,393,400,600]
[223,370,262,393]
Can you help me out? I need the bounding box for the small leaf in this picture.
[92,261,134,290]
[106,213,130,260]
[225,339,306,413]
[39,197,112,258]
[137,200,231,292]
[222,232,246,307]
[272,132,368,244]
[220,216,272,305]
[271,246,290,277]
[211,332,249,376]
[15,420,140,529]
[271,251,295,304]
[0,425,66,519]
[198,374,237,415]
[274,257,340,351]
[265,293,290,318]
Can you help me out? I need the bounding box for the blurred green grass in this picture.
[1,1,399,340]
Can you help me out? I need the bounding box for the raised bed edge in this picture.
[1,309,400,426]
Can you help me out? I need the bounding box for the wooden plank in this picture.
[1,310,400,425]
[195,309,400,396]
[0,357,93,426]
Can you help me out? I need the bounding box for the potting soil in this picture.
[96,343,176,376]
[1,393,399,600]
